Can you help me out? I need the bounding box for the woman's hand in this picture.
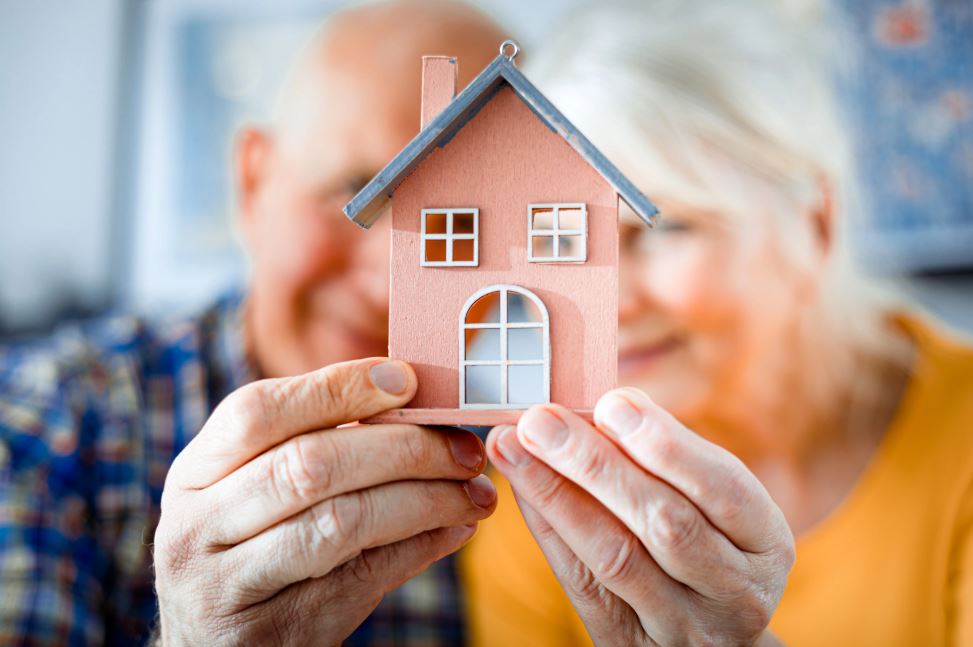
[486,388,795,647]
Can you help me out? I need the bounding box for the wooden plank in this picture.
[362,408,595,426]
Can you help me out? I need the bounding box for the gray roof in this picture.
[343,53,659,229]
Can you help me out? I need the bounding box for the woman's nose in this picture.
[618,255,651,322]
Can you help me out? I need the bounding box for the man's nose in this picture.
[344,222,391,277]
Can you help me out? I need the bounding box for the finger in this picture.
[169,358,417,489]
[223,475,497,603]
[203,424,486,545]
[238,524,477,646]
[488,425,684,644]
[594,388,791,554]
[513,491,651,647]
[515,406,753,600]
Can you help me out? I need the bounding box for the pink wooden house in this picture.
[344,42,657,425]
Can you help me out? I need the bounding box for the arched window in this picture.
[459,285,550,408]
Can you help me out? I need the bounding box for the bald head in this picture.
[273,0,507,153]
[238,0,509,378]
[324,0,507,69]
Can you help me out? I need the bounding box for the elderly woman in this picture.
[460,1,973,645]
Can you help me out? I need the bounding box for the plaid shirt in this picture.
[0,293,465,646]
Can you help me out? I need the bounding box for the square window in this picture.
[424,238,447,263]
[466,365,501,404]
[453,212,476,234]
[559,235,585,259]
[465,328,500,361]
[454,238,476,263]
[532,208,555,230]
[528,204,588,263]
[559,207,584,230]
[531,235,554,259]
[421,208,478,266]
[508,365,545,405]
[508,328,543,360]
[425,212,448,234]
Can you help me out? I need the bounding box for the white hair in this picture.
[528,0,913,385]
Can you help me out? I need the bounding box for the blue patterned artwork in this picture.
[843,0,973,271]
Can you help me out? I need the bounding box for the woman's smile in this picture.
[618,333,684,377]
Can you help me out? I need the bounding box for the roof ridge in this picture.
[343,52,658,229]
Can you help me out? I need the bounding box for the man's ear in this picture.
[235,126,274,229]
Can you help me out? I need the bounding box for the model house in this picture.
[344,41,658,425]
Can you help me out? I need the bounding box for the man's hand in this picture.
[487,388,794,647]
[154,358,496,646]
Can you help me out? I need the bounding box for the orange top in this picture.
[459,320,973,646]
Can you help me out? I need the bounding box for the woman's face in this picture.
[617,198,816,425]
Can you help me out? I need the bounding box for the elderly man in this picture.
[0,2,505,645]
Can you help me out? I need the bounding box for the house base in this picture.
[362,407,594,426]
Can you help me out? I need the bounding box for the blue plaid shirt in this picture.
[0,293,465,646]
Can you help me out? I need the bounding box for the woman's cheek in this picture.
[644,238,743,331]
[651,237,753,391]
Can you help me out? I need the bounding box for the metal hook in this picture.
[499,39,520,63]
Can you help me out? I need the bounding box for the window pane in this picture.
[532,207,554,230]
[465,328,500,361]
[424,238,447,262]
[466,365,501,404]
[508,328,543,360]
[558,207,585,230]
[531,235,554,258]
[507,292,544,323]
[425,212,448,234]
[453,211,476,234]
[558,235,585,259]
[466,291,500,323]
[454,238,475,262]
[508,365,545,405]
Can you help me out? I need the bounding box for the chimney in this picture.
[421,56,457,129]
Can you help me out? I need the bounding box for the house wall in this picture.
[389,86,618,410]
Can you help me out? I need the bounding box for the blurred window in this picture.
[528,204,587,262]
[461,285,549,407]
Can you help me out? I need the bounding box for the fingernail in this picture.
[449,431,485,471]
[464,474,497,509]
[446,524,478,543]
[602,395,643,436]
[522,407,568,450]
[495,425,532,467]
[369,361,408,395]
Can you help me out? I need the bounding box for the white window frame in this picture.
[527,203,588,263]
[458,284,550,409]
[420,208,479,267]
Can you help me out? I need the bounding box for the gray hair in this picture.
[528,0,912,379]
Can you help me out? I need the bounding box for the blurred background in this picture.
[0,0,971,339]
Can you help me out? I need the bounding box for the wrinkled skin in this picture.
[154,1,506,644]
[488,391,793,646]
[155,359,497,646]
